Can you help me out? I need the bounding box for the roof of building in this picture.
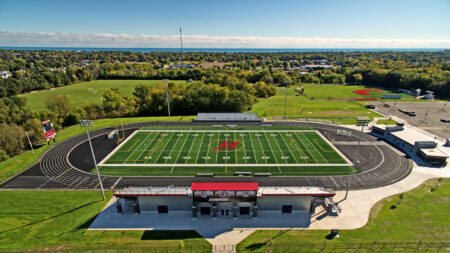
[390,128,430,146]
[259,187,335,197]
[114,185,334,197]
[114,186,191,197]
[191,182,259,191]
[419,148,449,158]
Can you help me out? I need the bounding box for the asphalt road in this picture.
[373,101,450,139]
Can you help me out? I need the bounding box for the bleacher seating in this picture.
[195,112,262,122]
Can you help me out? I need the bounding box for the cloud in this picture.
[0,31,449,48]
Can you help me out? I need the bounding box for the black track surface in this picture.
[0,121,413,190]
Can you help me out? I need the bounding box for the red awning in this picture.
[191,182,259,191]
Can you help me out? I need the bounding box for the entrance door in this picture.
[200,207,211,215]
[282,205,292,213]
[240,207,250,215]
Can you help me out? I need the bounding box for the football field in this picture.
[98,129,353,176]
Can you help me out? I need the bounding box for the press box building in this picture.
[114,182,335,217]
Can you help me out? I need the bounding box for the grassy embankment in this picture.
[20,79,186,111]
[238,178,450,252]
[0,191,211,252]
[250,85,382,124]
[0,116,194,184]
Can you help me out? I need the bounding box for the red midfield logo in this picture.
[214,141,240,151]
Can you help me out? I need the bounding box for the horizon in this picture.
[1,0,450,48]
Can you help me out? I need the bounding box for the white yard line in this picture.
[173,129,192,164]
[262,130,281,172]
[240,133,248,164]
[279,133,300,164]
[299,132,328,163]
[154,132,177,163]
[255,133,268,164]
[185,132,199,164]
[248,132,258,164]
[194,132,206,164]
[204,133,213,164]
[123,133,156,163]
[215,132,221,164]
[293,133,318,163]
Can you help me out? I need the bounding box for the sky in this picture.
[0,0,449,48]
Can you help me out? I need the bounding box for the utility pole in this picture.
[179,27,183,66]
[163,79,171,118]
[80,120,105,200]
[283,79,290,119]
[343,117,369,200]
[25,131,34,154]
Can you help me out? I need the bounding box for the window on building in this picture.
[240,207,250,215]
[157,205,168,213]
[200,207,210,215]
[282,205,292,213]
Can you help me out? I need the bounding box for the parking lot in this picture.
[373,101,450,139]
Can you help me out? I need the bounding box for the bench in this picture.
[234,172,251,176]
[254,173,271,177]
[196,173,215,177]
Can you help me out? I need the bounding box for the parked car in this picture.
[366,104,376,109]
[441,119,450,123]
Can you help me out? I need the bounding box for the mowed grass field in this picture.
[237,178,450,253]
[98,128,351,176]
[0,191,211,252]
[250,85,381,122]
[20,80,186,111]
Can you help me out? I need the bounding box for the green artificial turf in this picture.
[20,80,186,111]
[98,129,351,176]
[0,191,211,252]
[237,178,450,252]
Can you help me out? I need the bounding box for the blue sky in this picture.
[0,0,449,48]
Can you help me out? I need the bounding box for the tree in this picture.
[45,94,72,122]
[0,123,25,156]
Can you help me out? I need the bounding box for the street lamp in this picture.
[163,79,171,118]
[80,120,105,200]
[283,79,290,119]
[343,117,370,200]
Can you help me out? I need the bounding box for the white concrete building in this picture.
[114,182,335,218]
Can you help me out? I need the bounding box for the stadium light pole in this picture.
[163,79,171,118]
[343,117,369,201]
[80,120,105,200]
[283,79,290,119]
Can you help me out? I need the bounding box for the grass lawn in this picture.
[376,119,398,125]
[0,191,211,252]
[237,178,450,252]
[0,116,194,184]
[20,80,186,111]
[249,85,381,123]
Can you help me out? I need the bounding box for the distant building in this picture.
[0,70,12,79]
[168,63,195,69]
[198,61,227,68]
[424,91,434,100]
